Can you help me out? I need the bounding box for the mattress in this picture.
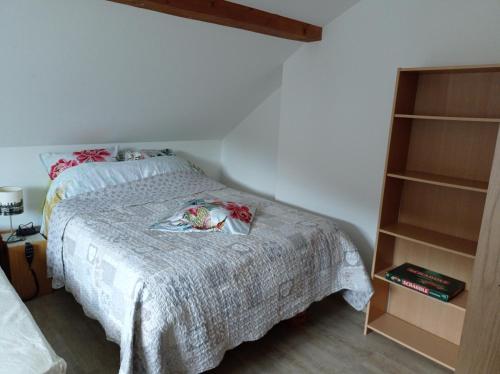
[0,268,66,374]
[46,170,373,374]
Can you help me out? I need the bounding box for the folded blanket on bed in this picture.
[46,170,373,374]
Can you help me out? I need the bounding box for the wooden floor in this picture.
[27,291,449,374]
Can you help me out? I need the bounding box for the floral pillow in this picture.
[40,146,118,180]
[150,199,256,235]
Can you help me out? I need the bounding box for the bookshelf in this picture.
[364,65,500,372]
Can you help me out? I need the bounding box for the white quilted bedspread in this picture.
[47,170,373,373]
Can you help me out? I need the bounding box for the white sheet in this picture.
[0,269,66,374]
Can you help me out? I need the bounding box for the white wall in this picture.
[0,140,221,231]
[0,0,297,147]
[221,88,281,198]
[223,0,500,262]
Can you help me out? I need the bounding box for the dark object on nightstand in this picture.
[16,222,41,237]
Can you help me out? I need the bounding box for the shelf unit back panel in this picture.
[398,181,486,242]
[387,285,465,345]
[405,120,498,182]
[395,70,500,118]
[413,71,500,118]
[381,178,486,242]
[392,238,474,289]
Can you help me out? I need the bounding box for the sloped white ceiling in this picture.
[0,0,358,147]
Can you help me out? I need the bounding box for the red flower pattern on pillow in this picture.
[49,159,79,180]
[224,202,253,223]
[41,147,116,180]
[73,149,112,163]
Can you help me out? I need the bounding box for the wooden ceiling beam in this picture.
[107,0,322,42]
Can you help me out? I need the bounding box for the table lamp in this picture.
[0,187,24,243]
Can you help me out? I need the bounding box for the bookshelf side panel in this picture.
[457,131,500,374]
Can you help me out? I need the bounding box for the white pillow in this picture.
[41,155,200,235]
[39,146,118,180]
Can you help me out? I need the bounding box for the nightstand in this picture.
[0,233,52,300]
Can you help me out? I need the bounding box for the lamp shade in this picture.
[0,187,24,216]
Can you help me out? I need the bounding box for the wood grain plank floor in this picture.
[27,291,449,374]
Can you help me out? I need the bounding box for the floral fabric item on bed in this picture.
[39,146,118,180]
[151,199,255,234]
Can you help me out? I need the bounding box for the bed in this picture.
[44,157,373,374]
[0,268,66,374]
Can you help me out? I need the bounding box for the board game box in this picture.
[385,263,465,302]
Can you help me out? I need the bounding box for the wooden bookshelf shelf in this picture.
[387,171,488,193]
[368,313,459,371]
[374,267,468,311]
[380,223,477,259]
[394,114,500,123]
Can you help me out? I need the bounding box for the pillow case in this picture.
[40,146,118,180]
[117,148,174,161]
[41,155,201,235]
[150,199,255,235]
